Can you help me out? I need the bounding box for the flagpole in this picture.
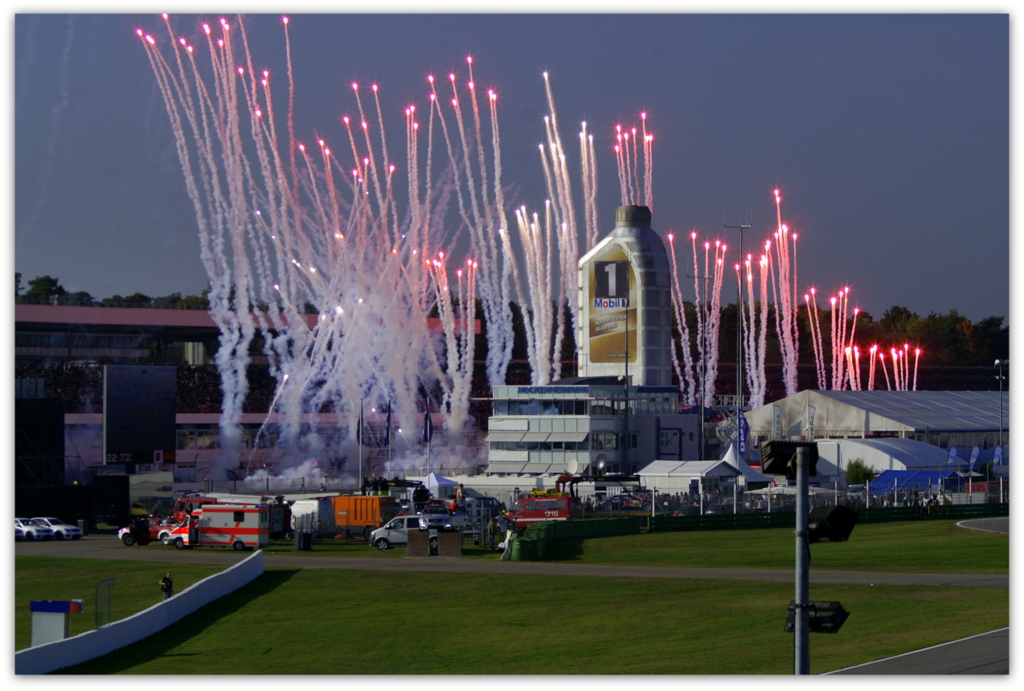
[358,399,363,490]
[423,398,433,477]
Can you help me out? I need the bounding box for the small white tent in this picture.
[636,460,741,493]
[721,443,772,487]
[418,471,460,496]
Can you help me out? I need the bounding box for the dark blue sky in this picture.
[12,11,1010,323]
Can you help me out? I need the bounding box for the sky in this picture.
[9,3,1012,325]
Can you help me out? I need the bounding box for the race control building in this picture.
[485,206,698,476]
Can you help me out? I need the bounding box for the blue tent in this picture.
[867,470,954,493]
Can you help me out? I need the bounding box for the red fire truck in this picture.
[167,504,269,551]
[505,492,583,528]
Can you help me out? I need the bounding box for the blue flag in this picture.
[946,446,958,467]
[422,407,434,443]
[994,445,1003,466]
[969,445,980,474]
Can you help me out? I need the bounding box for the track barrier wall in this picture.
[15,550,266,674]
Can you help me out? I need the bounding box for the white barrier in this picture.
[15,550,266,675]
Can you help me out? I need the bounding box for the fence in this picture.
[648,502,1009,533]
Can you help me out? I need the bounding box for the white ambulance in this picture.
[168,504,269,551]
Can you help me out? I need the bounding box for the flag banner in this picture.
[969,445,980,474]
[946,446,958,466]
[994,445,1003,465]
[422,407,434,443]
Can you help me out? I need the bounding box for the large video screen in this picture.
[103,364,177,467]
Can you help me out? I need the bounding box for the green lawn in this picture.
[565,520,1009,572]
[16,519,1009,673]
[54,568,1008,675]
[14,557,225,652]
[262,519,1009,573]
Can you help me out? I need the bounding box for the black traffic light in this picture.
[807,505,859,543]
[760,441,818,480]
[785,601,850,634]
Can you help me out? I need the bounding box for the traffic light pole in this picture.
[795,446,810,674]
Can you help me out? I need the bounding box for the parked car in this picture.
[117,516,179,546]
[15,524,24,542]
[31,517,83,540]
[464,496,506,521]
[594,494,652,512]
[417,501,468,531]
[370,515,423,550]
[14,518,54,541]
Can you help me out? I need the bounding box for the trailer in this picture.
[167,505,269,551]
[330,494,401,540]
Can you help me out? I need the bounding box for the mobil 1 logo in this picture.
[595,260,629,299]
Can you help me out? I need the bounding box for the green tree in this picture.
[15,272,21,297]
[122,292,152,305]
[845,458,876,486]
[153,292,183,308]
[878,305,920,336]
[66,290,94,305]
[178,286,211,310]
[23,275,67,302]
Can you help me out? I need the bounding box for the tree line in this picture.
[17,273,1008,370]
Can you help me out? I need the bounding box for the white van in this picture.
[369,515,422,550]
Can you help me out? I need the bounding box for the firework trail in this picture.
[769,190,800,395]
[755,253,770,407]
[641,112,653,209]
[139,16,510,478]
[868,344,878,391]
[804,288,827,390]
[879,352,893,390]
[667,233,698,404]
[579,122,600,251]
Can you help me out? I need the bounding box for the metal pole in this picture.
[725,221,751,454]
[997,360,1004,449]
[795,446,810,675]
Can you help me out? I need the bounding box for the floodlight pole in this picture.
[725,220,751,450]
[795,446,810,675]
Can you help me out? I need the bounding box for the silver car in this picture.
[369,515,422,550]
[31,517,83,540]
[417,502,468,531]
[15,518,54,541]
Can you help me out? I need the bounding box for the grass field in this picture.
[14,557,225,651]
[16,519,1009,674]
[52,568,1008,675]
[259,518,1010,573]
[565,519,1010,572]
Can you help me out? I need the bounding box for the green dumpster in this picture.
[511,538,540,561]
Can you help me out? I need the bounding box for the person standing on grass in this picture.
[159,572,174,600]
[486,516,500,551]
